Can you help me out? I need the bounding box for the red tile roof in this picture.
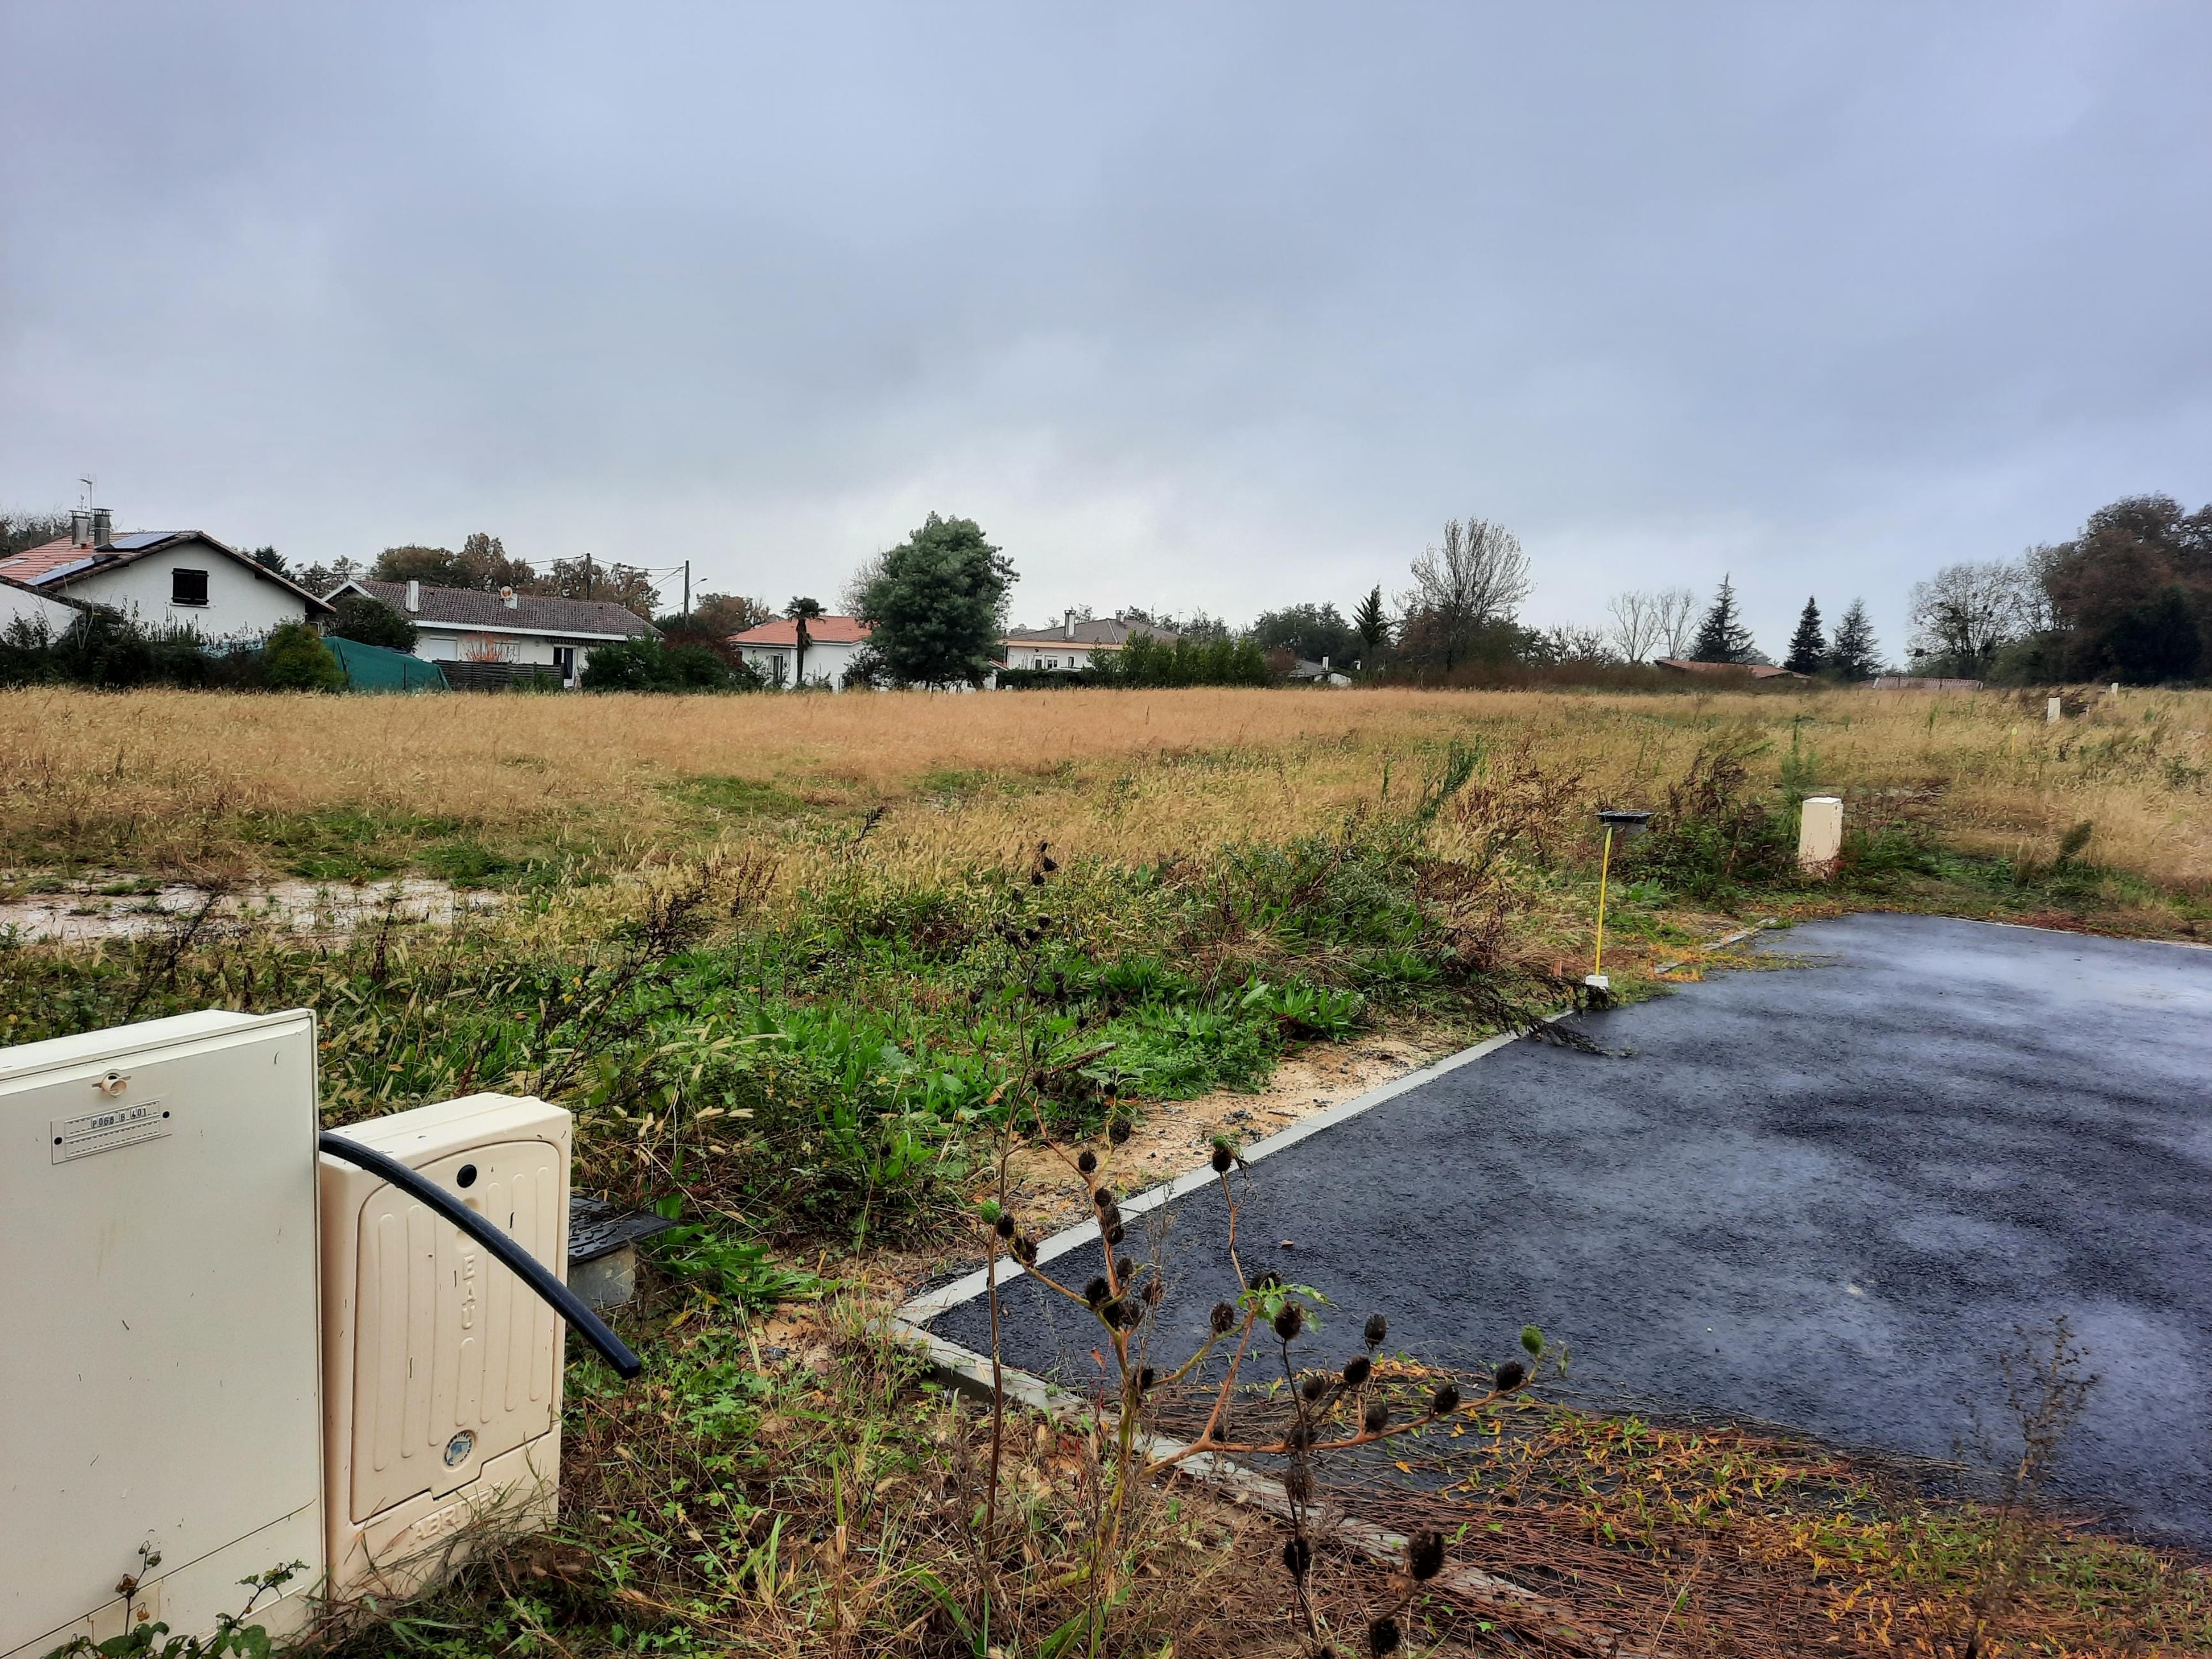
[729,615,872,646]
[0,538,105,584]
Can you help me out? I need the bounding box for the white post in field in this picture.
[1798,796,1844,877]
[2047,695,2063,723]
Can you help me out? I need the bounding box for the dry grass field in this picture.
[4,683,2211,898]
[8,683,2211,1655]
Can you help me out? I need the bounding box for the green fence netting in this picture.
[326,635,450,692]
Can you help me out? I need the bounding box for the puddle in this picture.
[0,877,500,945]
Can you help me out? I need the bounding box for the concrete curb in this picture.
[888,1022,1667,1655]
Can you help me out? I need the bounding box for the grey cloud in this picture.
[3,1,2207,650]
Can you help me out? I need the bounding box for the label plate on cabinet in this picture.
[52,1099,169,1163]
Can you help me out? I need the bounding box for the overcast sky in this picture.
[4,3,2208,655]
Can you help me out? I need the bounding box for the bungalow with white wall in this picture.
[1002,612,1178,672]
[328,579,658,688]
[0,510,332,639]
[728,614,872,689]
[1,573,96,635]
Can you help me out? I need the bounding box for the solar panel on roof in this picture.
[107,531,179,550]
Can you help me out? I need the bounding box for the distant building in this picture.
[728,614,872,690]
[1002,612,1178,673]
[328,578,656,688]
[0,510,331,639]
[1870,674,1982,691]
[1653,658,1807,681]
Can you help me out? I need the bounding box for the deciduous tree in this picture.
[1908,561,2030,676]
[1396,517,1532,673]
[856,514,1015,687]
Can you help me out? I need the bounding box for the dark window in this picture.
[171,568,209,607]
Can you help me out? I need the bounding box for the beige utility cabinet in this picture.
[1,1011,324,1659]
[319,1095,571,1598]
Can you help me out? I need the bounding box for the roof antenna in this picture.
[79,475,95,510]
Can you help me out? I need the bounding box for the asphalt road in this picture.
[930,913,2212,1545]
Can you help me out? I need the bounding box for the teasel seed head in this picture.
[1140,1278,1162,1305]
[1209,1142,1234,1174]
[1273,1303,1305,1341]
[1011,1236,1038,1266]
[1284,1464,1312,1505]
[1341,1354,1372,1388]
[1108,1116,1133,1145]
[1106,1223,1125,1245]
[1429,1381,1461,1418]
[994,1212,1015,1239]
[1138,1366,1157,1392]
[1209,1300,1237,1335]
[1084,1276,1109,1307]
[1364,1312,1388,1349]
[1100,1298,1126,1327]
[1114,1255,1135,1282]
[1363,1399,1388,1434]
[1493,1360,1527,1393]
[1077,1148,1098,1175]
[1100,1204,1122,1230]
[1093,1186,1116,1209]
[1255,1269,1283,1292]
[1407,1529,1445,1581]
[1281,1537,1312,1580]
[1299,1372,1328,1404]
[1367,1616,1402,1657]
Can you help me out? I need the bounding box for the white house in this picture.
[328,579,658,687]
[1002,612,1178,672]
[0,510,331,639]
[0,573,94,635]
[728,614,873,689]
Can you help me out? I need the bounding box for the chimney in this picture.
[405,579,421,612]
[1064,609,1075,640]
[70,510,93,548]
[90,508,112,547]
[501,586,519,609]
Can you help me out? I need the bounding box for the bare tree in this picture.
[1909,560,2032,674]
[1397,517,1533,670]
[1653,586,1697,658]
[1605,590,1662,663]
[838,551,886,618]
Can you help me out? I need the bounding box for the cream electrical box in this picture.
[319,1095,571,1598]
[1,1011,325,1659]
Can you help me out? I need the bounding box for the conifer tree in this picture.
[1826,598,1882,681]
[1784,596,1826,675]
[1692,575,1755,663]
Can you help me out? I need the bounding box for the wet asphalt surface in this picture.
[930,914,2212,1545]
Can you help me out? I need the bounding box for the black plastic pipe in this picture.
[319,1130,644,1379]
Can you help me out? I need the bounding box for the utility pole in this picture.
[682,560,690,620]
[585,552,595,601]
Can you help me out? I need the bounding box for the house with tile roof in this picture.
[1002,612,1178,673]
[328,579,658,688]
[727,614,872,690]
[0,510,333,640]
